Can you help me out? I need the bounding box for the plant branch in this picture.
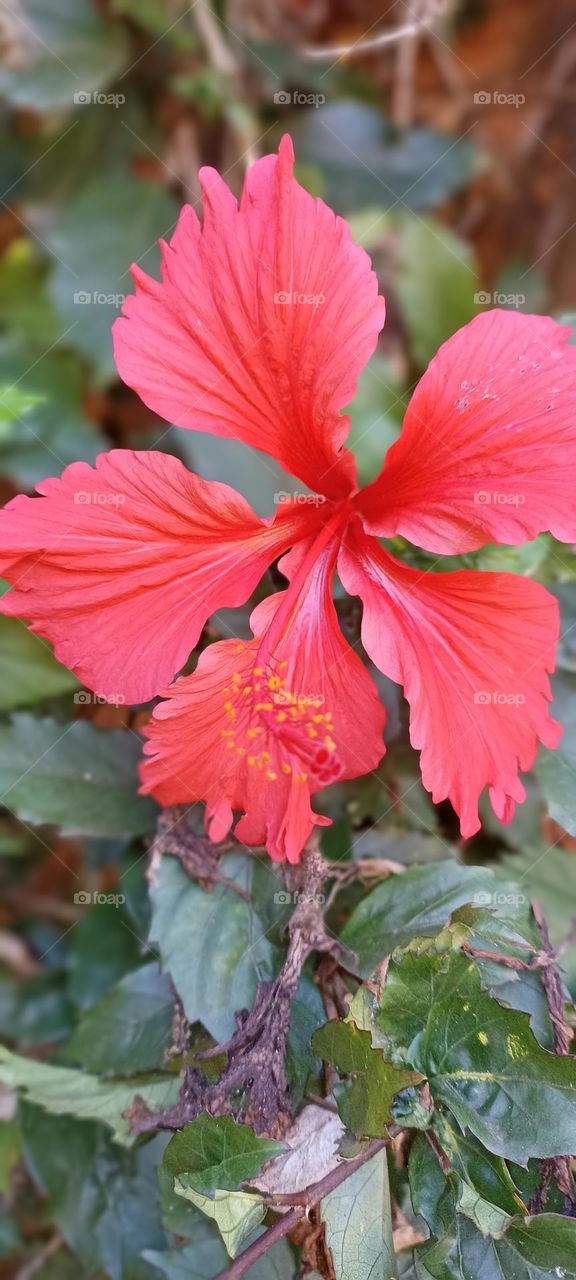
[528,900,576,1214]
[211,1139,385,1280]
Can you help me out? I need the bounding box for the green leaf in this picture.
[21,1108,165,1280]
[0,0,128,110]
[312,1021,422,1137]
[0,618,79,709]
[321,1149,396,1280]
[432,1115,526,1217]
[163,1115,284,1194]
[174,1184,265,1259]
[143,1234,295,1279]
[499,845,576,993]
[0,239,63,347]
[0,341,100,487]
[65,901,144,1009]
[505,1215,576,1271]
[290,103,474,213]
[376,948,576,1162]
[150,857,276,1042]
[396,216,479,368]
[46,174,179,379]
[0,1120,20,1194]
[536,669,576,836]
[0,1045,179,1144]
[340,861,501,974]
[413,1213,576,1280]
[64,962,174,1072]
[0,716,157,836]
[408,1133,456,1238]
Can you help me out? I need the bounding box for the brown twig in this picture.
[210,1139,386,1280]
[528,900,576,1215]
[129,836,351,1137]
[149,806,249,900]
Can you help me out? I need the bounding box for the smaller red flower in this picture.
[0,136,574,861]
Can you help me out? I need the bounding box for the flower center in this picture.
[220,645,341,786]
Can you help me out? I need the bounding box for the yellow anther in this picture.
[276,711,287,723]
[254,667,264,676]
[279,661,288,670]
[247,755,256,765]
[267,675,281,690]
[325,737,336,751]
[281,763,292,774]
[295,771,308,783]
[235,643,245,652]
[265,770,278,781]
[225,740,235,749]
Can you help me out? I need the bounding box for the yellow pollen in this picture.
[225,740,235,749]
[242,686,251,697]
[254,702,273,711]
[324,737,336,751]
[235,643,245,652]
[254,667,264,676]
[266,770,278,780]
[307,727,318,738]
[281,763,292,774]
[295,771,308,783]
[220,729,233,738]
[267,675,281,690]
[247,755,256,765]
[261,751,271,763]
[312,715,324,724]
[237,747,246,755]
[279,660,287,669]
[276,711,287,723]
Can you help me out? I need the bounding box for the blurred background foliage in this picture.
[1,0,576,1276]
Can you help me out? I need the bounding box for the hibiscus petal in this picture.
[357,310,576,552]
[113,135,384,501]
[141,539,386,863]
[339,521,561,837]
[0,449,320,705]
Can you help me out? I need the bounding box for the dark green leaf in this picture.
[150,857,276,1042]
[21,1107,165,1280]
[0,341,100,486]
[377,948,576,1162]
[65,962,174,1072]
[0,716,158,836]
[163,1115,284,1194]
[46,175,179,378]
[0,0,128,110]
[0,617,79,709]
[340,861,502,974]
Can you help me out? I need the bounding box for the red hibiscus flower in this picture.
[0,136,573,862]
